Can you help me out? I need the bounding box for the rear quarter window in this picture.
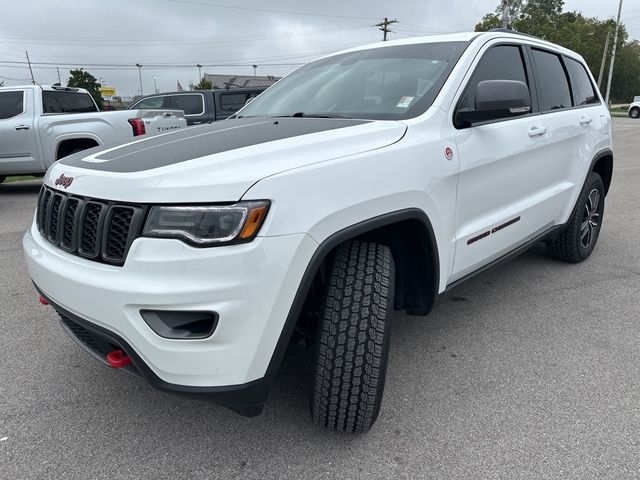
[0,91,25,119]
[220,93,252,112]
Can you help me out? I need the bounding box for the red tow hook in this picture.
[106,349,132,369]
[38,295,49,305]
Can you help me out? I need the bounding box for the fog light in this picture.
[140,310,218,339]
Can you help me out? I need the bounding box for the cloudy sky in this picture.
[0,0,635,97]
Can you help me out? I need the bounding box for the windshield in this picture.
[236,41,468,121]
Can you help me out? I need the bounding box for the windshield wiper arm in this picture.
[274,112,352,119]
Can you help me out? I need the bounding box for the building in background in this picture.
[203,74,280,89]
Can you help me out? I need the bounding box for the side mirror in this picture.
[458,80,531,126]
[244,97,255,106]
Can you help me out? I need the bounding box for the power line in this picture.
[168,0,379,21]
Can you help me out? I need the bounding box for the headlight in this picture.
[142,201,269,246]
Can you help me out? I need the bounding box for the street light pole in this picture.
[153,76,158,93]
[597,30,611,91]
[196,64,202,83]
[605,0,624,105]
[253,65,257,77]
[136,63,143,96]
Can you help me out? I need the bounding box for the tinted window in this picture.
[565,58,599,106]
[0,91,24,119]
[43,91,97,113]
[532,49,572,111]
[459,45,529,112]
[168,94,204,115]
[134,96,165,109]
[220,93,251,112]
[237,42,468,121]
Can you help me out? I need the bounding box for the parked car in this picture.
[25,30,612,433]
[628,99,640,118]
[129,88,266,125]
[0,85,186,183]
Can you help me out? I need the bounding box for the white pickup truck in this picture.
[0,85,186,182]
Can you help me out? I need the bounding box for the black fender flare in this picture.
[264,208,440,378]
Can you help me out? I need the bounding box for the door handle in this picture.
[579,116,593,125]
[15,125,30,130]
[528,126,547,137]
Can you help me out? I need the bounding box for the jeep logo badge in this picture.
[55,174,74,189]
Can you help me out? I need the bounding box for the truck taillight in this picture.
[128,118,146,136]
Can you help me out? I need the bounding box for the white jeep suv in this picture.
[24,30,612,433]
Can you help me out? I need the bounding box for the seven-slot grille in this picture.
[36,186,146,266]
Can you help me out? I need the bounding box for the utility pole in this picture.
[597,30,611,91]
[605,0,624,106]
[501,0,509,28]
[136,63,143,95]
[196,64,202,83]
[25,51,35,85]
[253,65,257,77]
[375,17,398,41]
[56,67,62,85]
[153,76,159,93]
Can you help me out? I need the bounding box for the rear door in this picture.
[166,93,206,125]
[531,51,605,222]
[0,89,42,175]
[450,43,555,281]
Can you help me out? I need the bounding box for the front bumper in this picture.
[24,220,318,402]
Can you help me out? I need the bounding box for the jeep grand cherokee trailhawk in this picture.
[24,30,613,433]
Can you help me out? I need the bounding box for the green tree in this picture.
[475,1,637,102]
[67,69,103,110]
[192,79,212,90]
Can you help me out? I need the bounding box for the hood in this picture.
[46,117,407,203]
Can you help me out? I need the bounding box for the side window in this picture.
[0,91,25,119]
[531,49,572,111]
[134,96,165,109]
[565,58,599,106]
[459,45,529,112]
[220,93,250,112]
[168,94,204,115]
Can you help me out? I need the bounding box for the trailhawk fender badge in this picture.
[55,174,74,189]
[444,147,454,161]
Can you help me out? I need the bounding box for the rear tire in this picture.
[630,107,640,119]
[546,172,605,263]
[311,240,395,433]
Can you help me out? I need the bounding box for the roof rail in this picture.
[488,28,542,40]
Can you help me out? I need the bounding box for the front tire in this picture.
[311,241,395,433]
[547,172,605,262]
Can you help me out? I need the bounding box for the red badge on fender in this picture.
[445,147,454,160]
[55,174,74,189]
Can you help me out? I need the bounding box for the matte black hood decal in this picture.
[61,117,370,173]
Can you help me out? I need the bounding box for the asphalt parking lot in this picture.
[1,117,639,479]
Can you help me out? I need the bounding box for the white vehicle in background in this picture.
[0,85,186,183]
[628,97,640,118]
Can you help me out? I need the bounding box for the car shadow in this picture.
[0,179,42,194]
